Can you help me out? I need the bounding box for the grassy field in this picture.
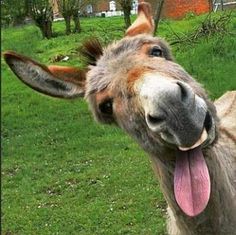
[2,13,236,235]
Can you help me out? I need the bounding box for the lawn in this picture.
[2,13,236,235]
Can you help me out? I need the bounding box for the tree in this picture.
[118,0,132,29]
[72,4,81,33]
[57,0,91,34]
[1,0,28,27]
[28,0,54,39]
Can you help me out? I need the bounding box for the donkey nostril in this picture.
[147,114,165,126]
[177,82,189,102]
[204,111,212,132]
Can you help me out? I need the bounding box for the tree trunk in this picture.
[38,20,53,39]
[123,6,131,29]
[73,14,81,33]
[65,16,71,35]
[45,20,53,38]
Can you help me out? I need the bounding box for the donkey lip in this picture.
[178,129,208,151]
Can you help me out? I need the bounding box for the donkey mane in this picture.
[80,38,103,66]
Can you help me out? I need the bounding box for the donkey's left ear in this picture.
[125,2,154,37]
[4,51,87,99]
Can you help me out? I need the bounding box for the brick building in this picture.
[156,0,212,19]
[93,0,212,19]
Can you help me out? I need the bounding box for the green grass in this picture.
[2,14,236,235]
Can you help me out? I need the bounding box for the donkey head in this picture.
[4,2,217,217]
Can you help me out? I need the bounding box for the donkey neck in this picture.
[150,140,236,235]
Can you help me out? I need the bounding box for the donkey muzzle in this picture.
[136,73,208,148]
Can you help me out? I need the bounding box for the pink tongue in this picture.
[174,146,211,217]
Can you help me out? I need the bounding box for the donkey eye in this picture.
[99,99,113,115]
[149,47,162,57]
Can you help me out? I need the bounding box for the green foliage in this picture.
[1,0,28,26]
[57,0,80,15]
[2,14,236,234]
[28,0,52,11]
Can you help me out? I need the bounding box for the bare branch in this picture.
[153,0,165,35]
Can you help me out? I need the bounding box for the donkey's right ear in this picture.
[4,51,87,99]
[125,2,154,37]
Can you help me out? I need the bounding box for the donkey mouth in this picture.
[171,114,213,217]
[158,128,211,217]
[173,127,211,217]
[156,109,214,217]
[178,129,207,151]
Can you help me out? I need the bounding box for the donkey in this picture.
[4,2,236,235]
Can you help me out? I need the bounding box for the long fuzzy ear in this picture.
[4,51,87,99]
[126,2,154,37]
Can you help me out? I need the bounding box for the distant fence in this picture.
[212,0,236,11]
[95,10,137,18]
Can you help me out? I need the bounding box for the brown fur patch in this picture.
[139,44,151,54]
[95,89,111,104]
[127,67,149,92]
[47,65,86,86]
